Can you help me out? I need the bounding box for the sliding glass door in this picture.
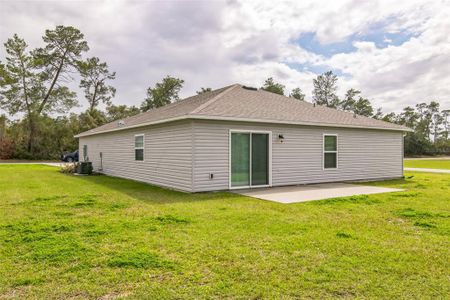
[231,133,250,187]
[251,133,269,186]
[231,131,270,188]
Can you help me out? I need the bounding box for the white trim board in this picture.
[75,115,412,138]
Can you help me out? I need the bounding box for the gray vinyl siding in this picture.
[78,118,404,193]
[78,120,193,192]
[192,120,403,192]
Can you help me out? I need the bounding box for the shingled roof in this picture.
[75,84,411,137]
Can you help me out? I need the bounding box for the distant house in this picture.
[75,84,411,192]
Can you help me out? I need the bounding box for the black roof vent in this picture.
[242,85,258,91]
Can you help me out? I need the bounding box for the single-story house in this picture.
[75,84,412,192]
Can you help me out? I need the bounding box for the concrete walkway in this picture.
[405,167,450,174]
[235,183,403,204]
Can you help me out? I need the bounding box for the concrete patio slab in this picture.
[234,183,404,204]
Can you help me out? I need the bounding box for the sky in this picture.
[1,0,449,115]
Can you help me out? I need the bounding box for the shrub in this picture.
[0,137,15,159]
[60,163,77,174]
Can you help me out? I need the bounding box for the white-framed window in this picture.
[323,134,338,169]
[134,134,144,161]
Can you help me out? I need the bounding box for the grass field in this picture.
[0,165,449,299]
[404,159,450,170]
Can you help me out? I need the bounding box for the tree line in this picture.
[0,26,448,159]
[259,72,449,156]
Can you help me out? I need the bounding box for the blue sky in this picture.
[0,0,449,113]
[284,62,350,78]
[295,28,417,57]
[289,21,420,78]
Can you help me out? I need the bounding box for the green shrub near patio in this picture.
[0,165,449,299]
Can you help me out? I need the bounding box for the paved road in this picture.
[0,162,68,167]
[404,157,450,160]
[405,167,450,174]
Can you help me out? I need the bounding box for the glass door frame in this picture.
[228,129,272,189]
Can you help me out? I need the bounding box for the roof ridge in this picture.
[189,84,240,115]
[258,88,406,129]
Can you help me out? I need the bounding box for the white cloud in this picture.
[0,0,449,115]
[323,5,450,111]
[221,0,450,112]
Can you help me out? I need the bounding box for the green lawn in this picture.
[404,159,450,170]
[0,165,449,299]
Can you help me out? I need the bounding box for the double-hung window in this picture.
[323,134,338,169]
[134,134,144,161]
